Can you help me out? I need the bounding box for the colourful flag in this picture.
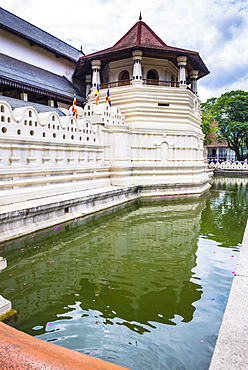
[106,88,112,107]
[72,94,78,118]
[95,84,100,105]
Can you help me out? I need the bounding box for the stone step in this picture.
[0,257,7,272]
[0,296,12,318]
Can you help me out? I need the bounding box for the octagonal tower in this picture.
[73,15,211,190]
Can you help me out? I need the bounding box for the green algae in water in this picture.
[1,176,247,370]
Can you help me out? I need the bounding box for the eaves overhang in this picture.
[74,45,210,81]
[0,76,85,103]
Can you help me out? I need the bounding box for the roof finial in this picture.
[139,11,142,21]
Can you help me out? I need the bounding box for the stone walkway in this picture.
[0,184,130,242]
[209,220,248,369]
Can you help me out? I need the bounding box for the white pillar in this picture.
[85,75,91,96]
[20,92,28,101]
[190,70,198,94]
[132,50,143,85]
[91,60,101,88]
[177,56,187,88]
[48,99,54,107]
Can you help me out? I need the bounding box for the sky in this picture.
[1,0,248,102]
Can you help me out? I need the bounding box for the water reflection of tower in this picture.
[1,196,206,327]
[95,198,205,325]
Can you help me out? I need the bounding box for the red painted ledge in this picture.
[0,322,130,370]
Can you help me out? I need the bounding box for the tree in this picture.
[201,98,221,145]
[201,90,248,160]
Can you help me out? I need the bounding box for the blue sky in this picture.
[1,0,248,102]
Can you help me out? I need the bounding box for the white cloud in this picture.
[1,0,248,102]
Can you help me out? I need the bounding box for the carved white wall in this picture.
[0,96,210,192]
[209,161,248,170]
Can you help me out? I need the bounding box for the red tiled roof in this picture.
[74,19,210,80]
[84,20,198,59]
[206,140,229,148]
[113,21,168,49]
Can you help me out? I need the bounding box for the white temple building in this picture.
[0,9,212,241]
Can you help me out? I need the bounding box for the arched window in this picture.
[118,70,130,86]
[147,69,158,80]
[147,69,159,85]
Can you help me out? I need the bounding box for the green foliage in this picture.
[201,97,221,145]
[201,113,220,145]
[201,90,248,160]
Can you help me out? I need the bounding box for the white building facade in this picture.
[0,11,212,241]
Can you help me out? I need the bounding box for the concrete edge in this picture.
[213,169,248,176]
[0,181,210,243]
[209,219,248,369]
[0,322,130,370]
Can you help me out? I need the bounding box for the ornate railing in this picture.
[143,79,179,87]
[101,80,131,89]
[100,79,180,89]
[209,160,248,171]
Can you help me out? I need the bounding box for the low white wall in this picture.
[209,161,248,171]
[0,98,210,192]
[0,97,212,241]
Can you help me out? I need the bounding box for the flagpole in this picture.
[95,84,100,105]
[106,86,112,107]
[72,94,78,118]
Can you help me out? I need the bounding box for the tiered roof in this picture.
[74,18,209,80]
[0,53,85,103]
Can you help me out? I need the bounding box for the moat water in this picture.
[1,176,248,370]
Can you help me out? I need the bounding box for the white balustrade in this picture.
[209,161,248,171]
